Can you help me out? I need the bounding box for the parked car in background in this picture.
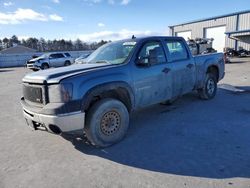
[237,47,250,57]
[26,52,74,71]
[74,52,92,64]
[225,47,250,59]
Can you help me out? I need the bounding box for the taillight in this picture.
[223,53,227,64]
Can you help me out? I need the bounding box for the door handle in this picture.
[186,64,194,69]
[162,67,171,74]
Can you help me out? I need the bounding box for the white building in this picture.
[169,10,250,52]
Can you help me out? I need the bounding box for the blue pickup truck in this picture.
[21,36,225,147]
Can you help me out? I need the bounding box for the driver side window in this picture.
[49,54,57,59]
[137,41,166,65]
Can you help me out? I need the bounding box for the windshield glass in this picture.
[84,41,136,65]
[39,53,49,59]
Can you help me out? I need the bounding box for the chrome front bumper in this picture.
[26,63,40,70]
[22,107,85,133]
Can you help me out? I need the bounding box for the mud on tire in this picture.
[85,98,129,147]
[198,73,217,100]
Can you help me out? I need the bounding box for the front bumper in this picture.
[26,63,40,70]
[22,106,85,134]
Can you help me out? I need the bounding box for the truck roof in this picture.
[116,36,185,43]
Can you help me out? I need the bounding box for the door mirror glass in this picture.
[136,56,150,66]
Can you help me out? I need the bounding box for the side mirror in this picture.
[136,56,151,67]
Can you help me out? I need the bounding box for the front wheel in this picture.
[198,73,217,100]
[85,98,129,147]
[41,63,49,70]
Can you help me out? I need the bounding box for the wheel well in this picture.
[207,66,219,82]
[41,63,49,68]
[84,87,132,113]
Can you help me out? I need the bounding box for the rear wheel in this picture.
[85,98,129,147]
[64,61,71,66]
[198,73,217,100]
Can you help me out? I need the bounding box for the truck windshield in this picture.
[84,41,136,65]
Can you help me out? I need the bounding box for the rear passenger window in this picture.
[165,41,189,62]
[64,53,71,57]
[56,53,65,58]
[50,53,64,58]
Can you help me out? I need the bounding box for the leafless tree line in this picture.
[0,35,109,52]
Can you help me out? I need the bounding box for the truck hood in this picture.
[28,57,45,62]
[23,63,112,84]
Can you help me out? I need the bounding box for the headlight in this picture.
[34,61,40,65]
[48,83,73,103]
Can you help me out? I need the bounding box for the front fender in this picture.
[81,81,135,112]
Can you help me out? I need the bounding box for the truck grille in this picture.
[26,61,34,64]
[23,84,43,104]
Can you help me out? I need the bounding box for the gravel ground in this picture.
[0,62,250,188]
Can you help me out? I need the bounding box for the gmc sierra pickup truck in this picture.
[21,36,225,147]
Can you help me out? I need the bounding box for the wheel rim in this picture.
[207,78,215,95]
[43,65,49,69]
[100,111,121,136]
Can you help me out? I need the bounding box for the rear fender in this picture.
[196,58,219,89]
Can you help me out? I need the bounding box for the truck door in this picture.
[49,53,58,67]
[57,53,66,67]
[164,40,196,96]
[49,53,65,67]
[133,40,173,108]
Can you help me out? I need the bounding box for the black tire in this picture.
[85,98,129,148]
[64,61,71,66]
[41,63,49,70]
[198,73,217,100]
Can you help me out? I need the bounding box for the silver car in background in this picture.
[26,52,74,71]
[74,52,91,64]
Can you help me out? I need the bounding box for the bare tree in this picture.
[1,35,109,52]
[2,38,9,49]
[9,35,20,47]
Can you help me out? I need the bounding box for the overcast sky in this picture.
[0,0,249,42]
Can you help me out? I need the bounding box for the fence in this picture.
[0,50,92,68]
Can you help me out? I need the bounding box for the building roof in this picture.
[225,29,250,42]
[225,29,250,35]
[169,10,250,28]
[0,45,36,54]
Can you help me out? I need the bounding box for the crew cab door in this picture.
[132,40,173,108]
[49,53,65,67]
[164,39,196,96]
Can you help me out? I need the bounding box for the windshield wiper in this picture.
[93,60,111,64]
